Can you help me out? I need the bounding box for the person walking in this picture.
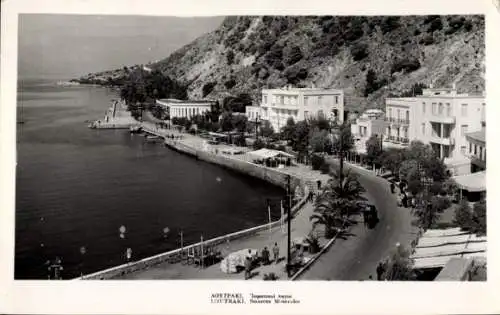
[244,256,252,280]
[272,243,280,264]
[376,262,384,280]
[390,182,395,194]
[261,247,270,265]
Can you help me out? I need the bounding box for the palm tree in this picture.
[311,168,367,237]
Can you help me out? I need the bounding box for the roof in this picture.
[466,129,485,143]
[411,229,487,270]
[157,98,214,105]
[248,148,294,160]
[434,258,474,281]
[452,171,486,192]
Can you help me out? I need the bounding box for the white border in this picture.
[1,0,500,314]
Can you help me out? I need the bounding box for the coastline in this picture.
[77,119,319,280]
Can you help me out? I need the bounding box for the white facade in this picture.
[350,109,387,154]
[245,86,345,132]
[156,99,213,119]
[385,88,485,175]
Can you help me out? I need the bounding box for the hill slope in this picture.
[153,15,485,112]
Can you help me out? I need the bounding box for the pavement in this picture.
[115,118,419,281]
[297,160,419,281]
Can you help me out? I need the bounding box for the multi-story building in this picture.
[156,99,214,119]
[350,109,386,153]
[384,87,485,175]
[245,86,345,132]
[466,128,486,173]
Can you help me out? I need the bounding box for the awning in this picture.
[248,148,294,160]
[452,171,486,192]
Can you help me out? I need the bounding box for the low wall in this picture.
[77,191,309,280]
[75,139,311,280]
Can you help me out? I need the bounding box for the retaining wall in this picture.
[76,139,310,280]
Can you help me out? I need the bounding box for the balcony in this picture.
[385,135,410,144]
[429,135,455,146]
[428,114,456,124]
[384,117,410,125]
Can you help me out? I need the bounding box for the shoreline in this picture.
[77,122,316,280]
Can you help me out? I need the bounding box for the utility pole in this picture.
[286,174,292,278]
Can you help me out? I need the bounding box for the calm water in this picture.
[15,79,284,279]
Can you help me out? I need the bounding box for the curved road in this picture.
[298,162,418,280]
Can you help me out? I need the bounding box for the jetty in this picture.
[88,100,139,129]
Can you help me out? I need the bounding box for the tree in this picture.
[383,245,415,280]
[454,200,473,231]
[220,112,234,132]
[364,135,383,167]
[310,129,332,153]
[282,117,296,142]
[472,200,486,235]
[311,169,367,237]
[414,195,448,230]
[260,120,275,138]
[311,154,325,171]
[231,115,248,132]
[291,120,311,162]
[202,82,216,97]
[332,122,354,154]
[226,49,235,65]
[380,148,405,177]
[285,45,304,65]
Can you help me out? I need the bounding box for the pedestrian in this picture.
[368,275,373,280]
[261,247,270,265]
[317,180,321,190]
[244,256,252,280]
[376,262,384,280]
[402,194,408,208]
[272,242,280,264]
[363,210,369,228]
[390,182,395,194]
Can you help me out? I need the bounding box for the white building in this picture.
[350,109,387,154]
[384,87,485,175]
[246,86,345,132]
[156,99,214,119]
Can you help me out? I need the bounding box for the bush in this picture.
[381,16,401,34]
[284,67,308,84]
[414,29,421,36]
[311,154,325,171]
[350,43,369,61]
[202,82,216,97]
[285,46,304,66]
[263,272,278,281]
[463,20,473,31]
[427,17,443,33]
[391,58,421,74]
[224,78,237,89]
[420,35,435,46]
[226,50,235,65]
[253,138,265,150]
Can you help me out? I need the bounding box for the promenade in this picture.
[100,115,418,281]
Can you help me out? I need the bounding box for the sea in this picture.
[15,78,285,279]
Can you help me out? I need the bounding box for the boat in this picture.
[130,126,143,134]
[144,135,162,143]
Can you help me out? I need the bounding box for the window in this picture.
[461,104,468,116]
[423,102,426,113]
[263,95,267,104]
[460,146,466,155]
[438,103,443,115]
[469,142,472,154]
[334,96,339,104]
[397,109,400,119]
[432,103,437,115]
[446,103,452,116]
[304,111,309,119]
[421,123,425,135]
[304,96,309,106]
[405,111,409,122]
[272,95,276,104]
[479,146,483,160]
[474,144,477,155]
[318,96,323,105]
[461,124,468,136]
[388,108,392,118]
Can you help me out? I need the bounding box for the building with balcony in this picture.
[466,128,486,173]
[157,98,214,119]
[385,86,485,175]
[350,109,387,153]
[245,85,345,132]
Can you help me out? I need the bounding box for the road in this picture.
[298,162,419,281]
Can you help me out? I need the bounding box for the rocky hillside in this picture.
[152,15,485,112]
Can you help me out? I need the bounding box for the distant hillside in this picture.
[151,15,485,112]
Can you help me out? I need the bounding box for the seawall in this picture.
[76,137,311,280]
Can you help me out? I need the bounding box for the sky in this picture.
[17,14,224,80]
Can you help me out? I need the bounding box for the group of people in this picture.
[244,243,280,280]
[165,134,182,140]
[390,181,417,208]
